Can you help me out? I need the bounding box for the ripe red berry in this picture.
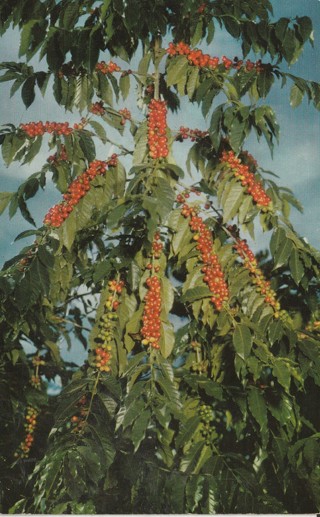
[182,204,229,311]
[220,150,272,209]
[43,157,118,227]
[147,99,169,159]
[234,238,280,313]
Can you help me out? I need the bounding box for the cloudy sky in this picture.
[0,0,319,267]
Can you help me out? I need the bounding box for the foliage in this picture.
[0,0,320,513]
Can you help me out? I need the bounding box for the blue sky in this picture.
[0,0,319,267]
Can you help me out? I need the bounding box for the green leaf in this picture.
[297,16,313,43]
[88,26,101,73]
[160,320,175,359]
[137,52,151,81]
[268,319,284,344]
[60,211,77,250]
[131,408,151,451]
[0,192,13,215]
[119,73,130,99]
[161,276,174,314]
[98,74,113,106]
[61,3,80,30]
[187,66,200,99]
[270,226,286,257]
[21,76,35,108]
[222,182,244,223]
[166,55,188,87]
[19,19,38,57]
[78,130,96,162]
[247,387,268,446]
[230,118,246,152]
[88,120,107,144]
[273,237,294,269]
[273,360,291,392]
[290,83,304,108]
[180,442,204,473]
[157,374,181,411]
[233,324,252,360]
[122,398,146,430]
[22,136,42,164]
[180,286,211,303]
[289,248,304,284]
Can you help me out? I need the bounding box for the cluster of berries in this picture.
[177,126,209,142]
[43,156,117,227]
[90,101,106,116]
[96,61,121,74]
[146,232,163,272]
[15,407,38,458]
[20,121,73,138]
[147,99,169,159]
[220,150,272,209]
[167,42,267,73]
[176,187,200,205]
[141,275,162,350]
[151,231,163,259]
[119,108,132,125]
[199,404,217,444]
[181,204,229,311]
[306,320,320,333]
[142,233,163,349]
[93,279,124,372]
[67,396,88,433]
[47,144,69,164]
[30,355,45,389]
[233,239,281,314]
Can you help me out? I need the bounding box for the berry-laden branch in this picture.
[93,279,124,373]
[166,42,267,72]
[220,150,273,211]
[14,407,38,459]
[95,61,121,74]
[67,395,88,434]
[147,99,169,159]
[20,121,73,138]
[43,155,118,227]
[180,202,229,311]
[233,238,283,318]
[141,233,163,350]
[30,355,45,389]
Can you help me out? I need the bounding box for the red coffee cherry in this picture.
[43,156,118,227]
[96,61,121,74]
[90,101,106,116]
[166,42,267,73]
[20,121,73,138]
[220,150,272,210]
[182,204,229,311]
[233,238,281,314]
[147,99,169,159]
[141,275,162,350]
[177,126,209,142]
[119,108,132,126]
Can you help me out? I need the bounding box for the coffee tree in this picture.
[1,0,320,513]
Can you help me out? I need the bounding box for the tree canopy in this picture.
[0,0,320,513]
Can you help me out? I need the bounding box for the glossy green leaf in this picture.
[233,324,252,360]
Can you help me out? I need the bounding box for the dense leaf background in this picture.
[0,0,320,513]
